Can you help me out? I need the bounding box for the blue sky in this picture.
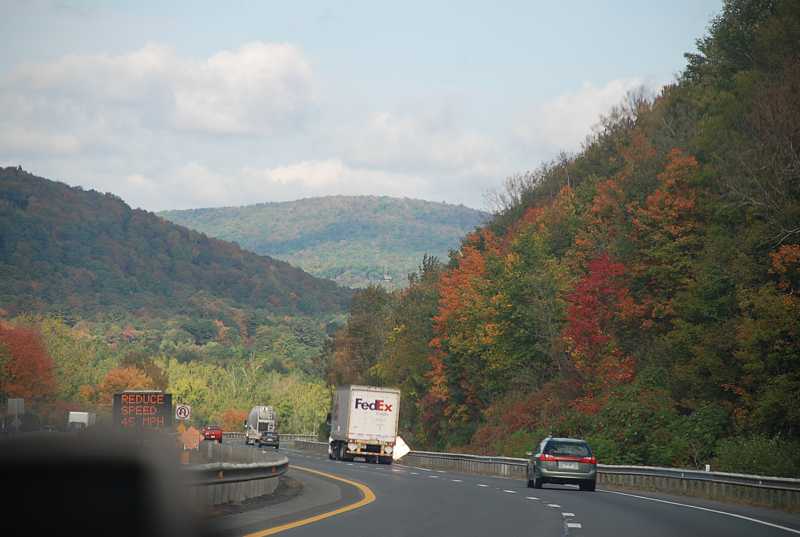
[1,1,722,210]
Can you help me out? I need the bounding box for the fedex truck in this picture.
[328,385,400,464]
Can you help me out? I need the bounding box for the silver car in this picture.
[526,436,597,491]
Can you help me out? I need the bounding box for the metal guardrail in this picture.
[597,464,800,491]
[185,459,289,486]
[184,441,289,505]
[292,440,800,491]
[405,450,800,490]
[222,432,317,443]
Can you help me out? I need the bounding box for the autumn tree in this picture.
[0,324,56,407]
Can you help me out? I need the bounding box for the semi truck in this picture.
[328,385,400,464]
[245,406,279,448]
[67,411,96,431]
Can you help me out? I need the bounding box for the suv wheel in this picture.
[533,474,543,489]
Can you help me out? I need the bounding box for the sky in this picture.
[0,0,722,211]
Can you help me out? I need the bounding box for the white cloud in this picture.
[515,78,646,154]
[2,42,314,141]
[347,108,502,178]
[0,126,82,155]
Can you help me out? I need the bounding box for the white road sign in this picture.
[393,435,411,460]
[8,398,24,415]
[175,404,191,421]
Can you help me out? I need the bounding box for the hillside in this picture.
[160,196,488,289]
[0,168,351,318]
[324,0,800,476]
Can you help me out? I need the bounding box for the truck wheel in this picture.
[379,456,393,465]
[338,443,347,461]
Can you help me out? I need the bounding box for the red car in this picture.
[202,424,223,443]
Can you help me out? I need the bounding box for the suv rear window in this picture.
[544,440,591,457]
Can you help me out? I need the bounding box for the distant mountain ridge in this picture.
[160,196,489,289]
[0,167,351,317]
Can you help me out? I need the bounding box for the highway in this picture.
[207,442,800,537]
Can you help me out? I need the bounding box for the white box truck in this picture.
[245,406,279,448]
[67,411,96,431]
[328,385,400,464]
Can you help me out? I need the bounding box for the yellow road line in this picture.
[243,465,376,537]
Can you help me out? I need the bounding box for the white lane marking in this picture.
[347,463,354,466]
[429,475,440,478]
[412,466,432,472]
[477,484,489,487]
[562,513,575,517]
[410,472,419,475]
[451,479,463,483]
[566,523,582,529]
[526,496,539,500]
[503,490,517,494]
[546,504,561,508]
[436,470,446,473]
[600,490,800,535]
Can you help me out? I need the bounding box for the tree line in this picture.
[322,0,800,477]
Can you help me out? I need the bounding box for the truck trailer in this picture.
[328,385,400,464]
[245,406,279,448]
[67,411,96,431]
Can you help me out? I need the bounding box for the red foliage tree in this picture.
[562,253,636,414]
[0,324,56,405]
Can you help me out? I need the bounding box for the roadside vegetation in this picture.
[323,0,800,477]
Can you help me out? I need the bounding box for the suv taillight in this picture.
[539,453,557,462]
[580,456,597,464]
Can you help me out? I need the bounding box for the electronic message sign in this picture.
[112,391,173,429]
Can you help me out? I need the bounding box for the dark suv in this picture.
[527,436,597,491]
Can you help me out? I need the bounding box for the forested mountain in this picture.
[160,196,487,289]
[0,169,352,432]
[325,0,800,477]
[0,168,351,317]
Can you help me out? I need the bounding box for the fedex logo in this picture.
[354,398,393,412]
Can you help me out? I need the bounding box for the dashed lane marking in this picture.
[562,513,575,517]
[600,490,800,535]
[243,465,375,537]
[566,523,582,529]
[477,484,489,487]
[503,490,517,494]
[429,475,440,478]
[546,504,561,508]
[525,497,539,500]
[451,479,463,483]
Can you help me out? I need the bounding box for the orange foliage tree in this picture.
[82,366,155,407]
[221,408,248,432]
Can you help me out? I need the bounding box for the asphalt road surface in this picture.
[207,442,800,537]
